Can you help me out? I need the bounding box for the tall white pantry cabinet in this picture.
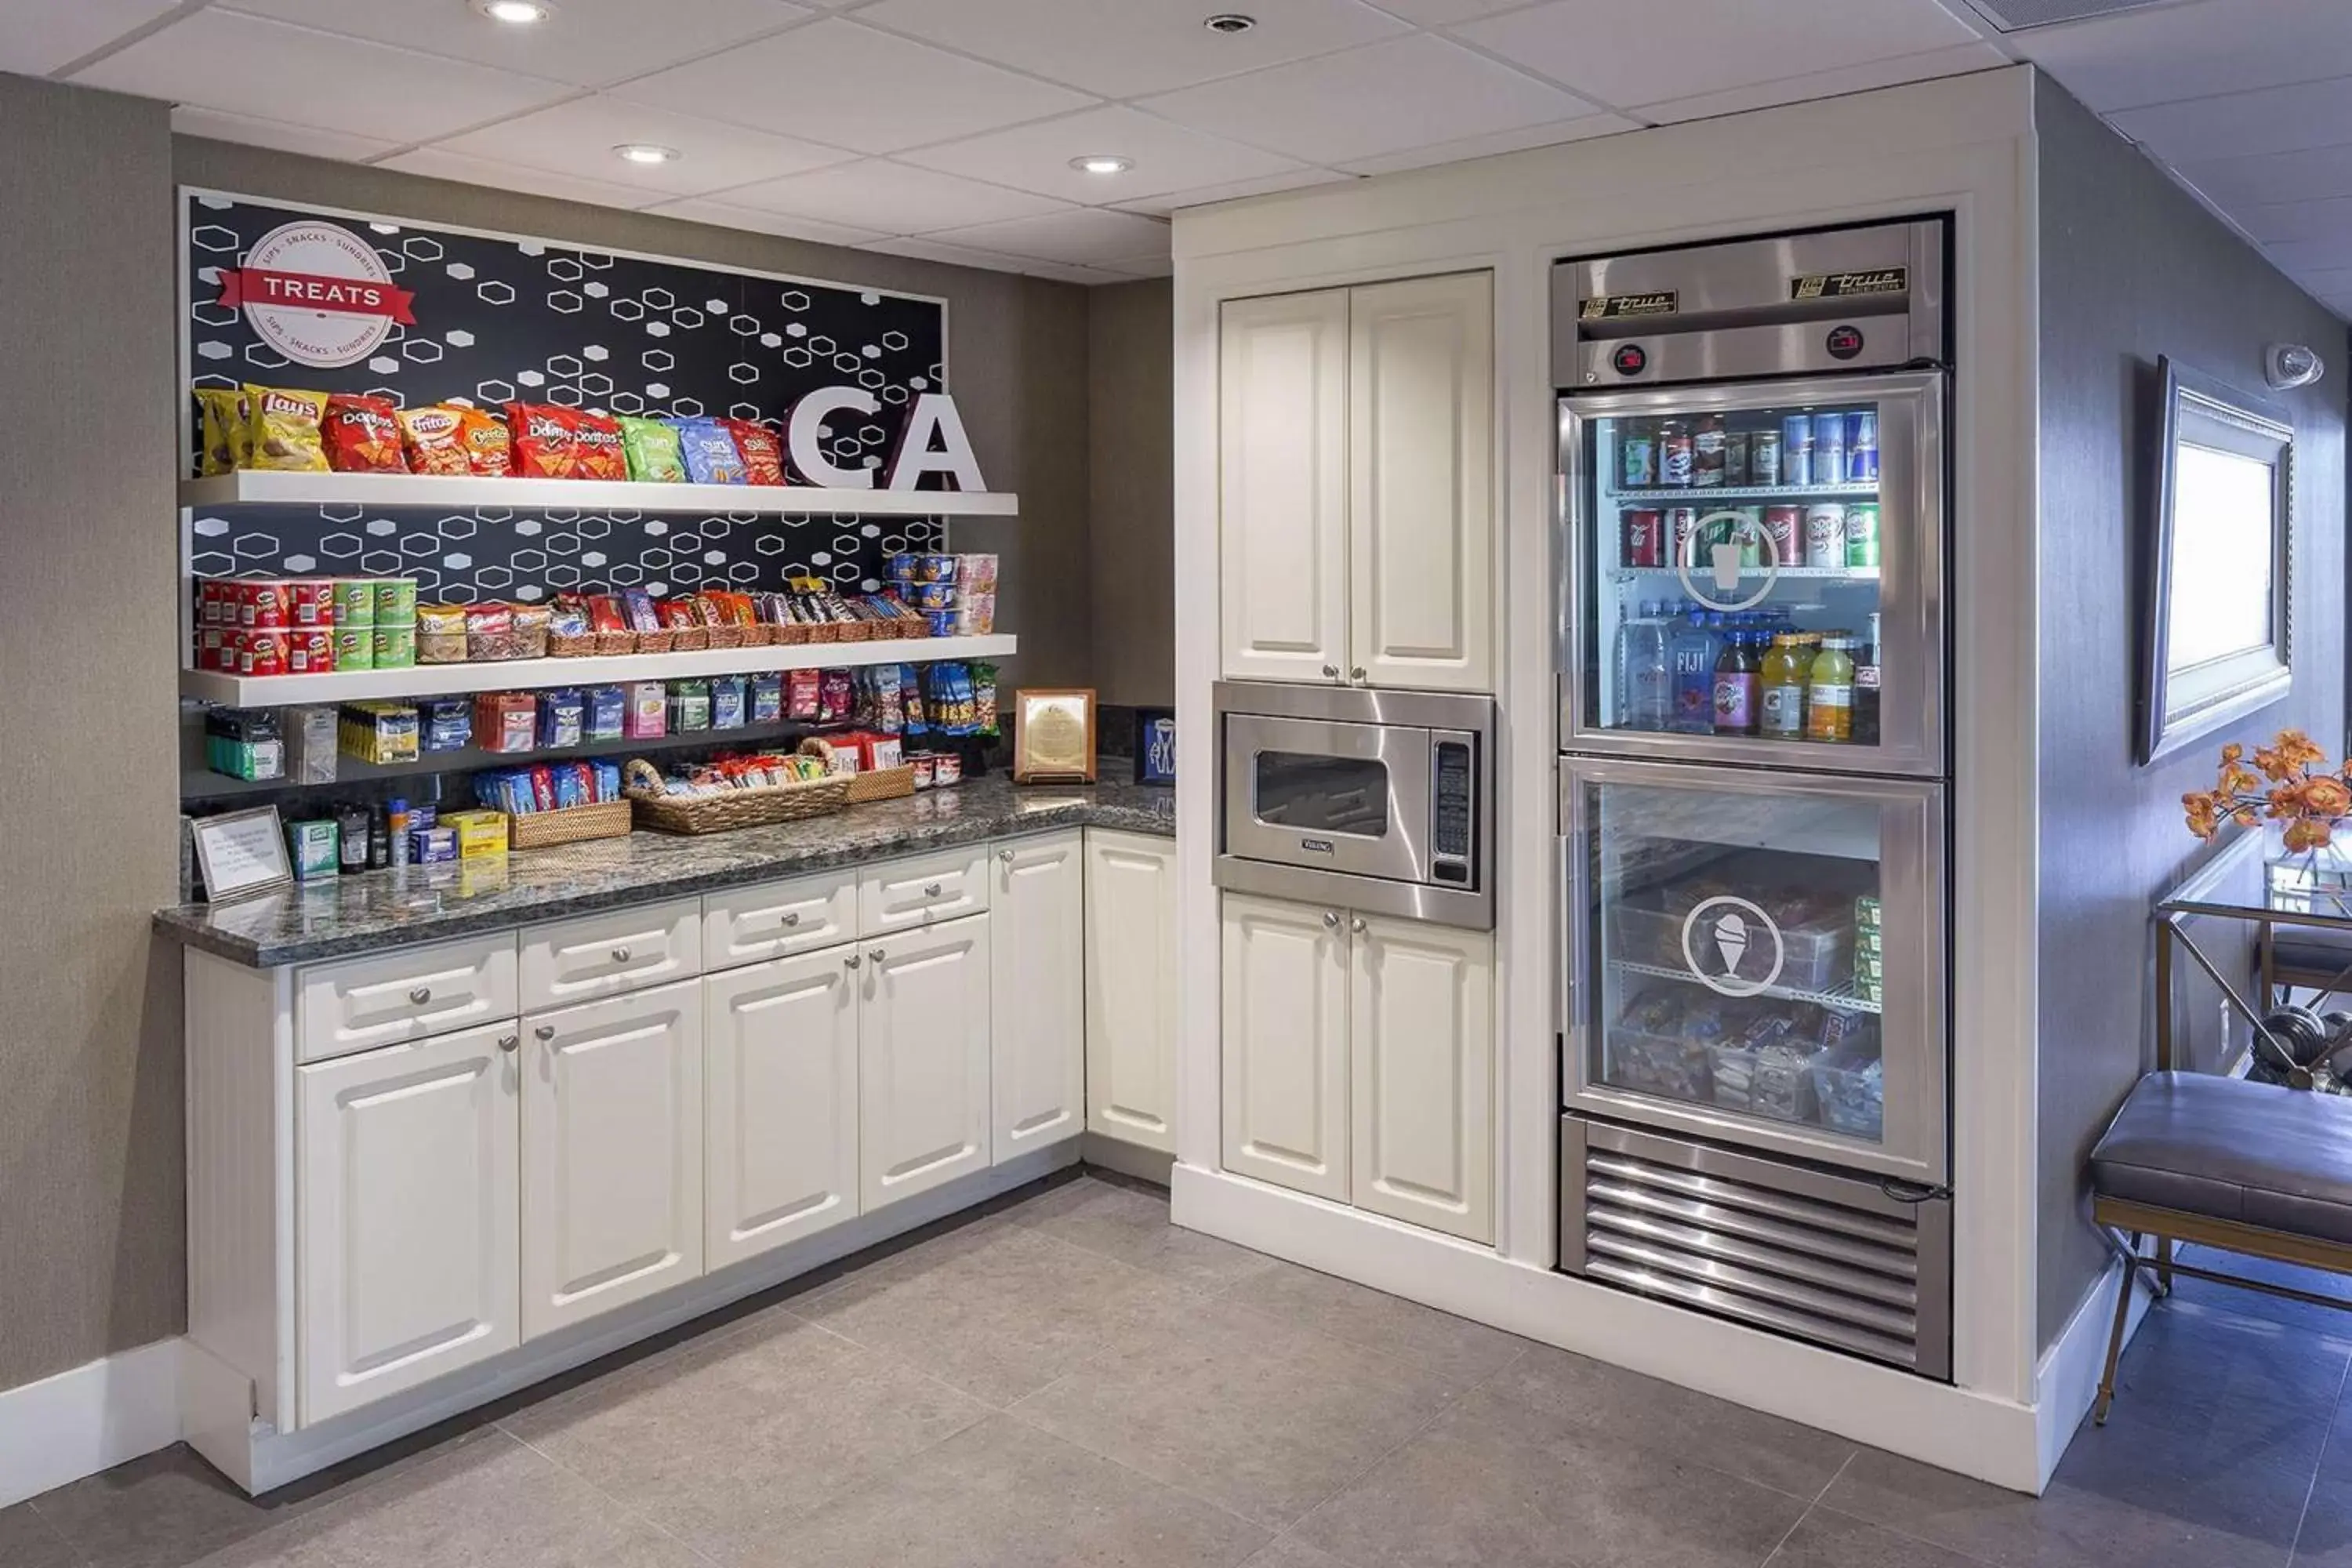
[1218,271,1494,695]
[181,822,1177,1493]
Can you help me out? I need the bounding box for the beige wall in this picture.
[0,75,187,1391]
[1087,279,1175,707]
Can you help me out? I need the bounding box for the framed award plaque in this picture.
[1012,688,1098,783]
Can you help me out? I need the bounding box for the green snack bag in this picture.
[617,415,686,483]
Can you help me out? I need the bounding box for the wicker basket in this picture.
[508,798,632,849]
[803,619,845,644]
[624,757,848,835]
[844,764,916,803]
[771,620,813,645]
[667,625,712,652]
[706,622,748,650]
[742,622,777,647]
[633,627,675,655]
[547,631,599,658]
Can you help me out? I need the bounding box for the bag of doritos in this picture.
[572,410,628,481]
[505,402,580,478]
[322,393,408,474]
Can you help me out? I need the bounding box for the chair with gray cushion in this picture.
[2089,1069,2352,1421]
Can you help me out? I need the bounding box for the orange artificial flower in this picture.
[2285,817,2336,853]
[2303,776,2352,819]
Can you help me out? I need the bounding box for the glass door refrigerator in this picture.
[1554,219,1953,1380]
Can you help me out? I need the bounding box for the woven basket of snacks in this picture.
[844,764,916,803]
[742,622,778,648]
[546,630,599,658]
[667,623,712,652]
[633,627,675,655]
[705,622,748,650]
[508,798,633,850]
[623,757,847,835]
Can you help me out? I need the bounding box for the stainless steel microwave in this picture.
[1214,681,1494,930]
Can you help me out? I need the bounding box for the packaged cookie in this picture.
[416,604,469,663]
[466,604,524,661]
[323,393,408,474]
[396,405,470,476]
[243,384,330,472]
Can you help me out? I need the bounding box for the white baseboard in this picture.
[1173,1162,2048,1494]
[0,1339,183,1509]
[2034,1252,2154,1489]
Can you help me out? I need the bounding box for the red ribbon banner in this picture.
[218,267,417,325]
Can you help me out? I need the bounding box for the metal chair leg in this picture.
[2094,1252,2141,1426]
[2156,1236,2174,1298]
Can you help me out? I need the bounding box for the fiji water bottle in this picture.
[1669,606,1719,734]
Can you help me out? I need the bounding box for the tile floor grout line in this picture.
[2285,1335,2352,1564]
[1751,1451,1855,1568]
[18,1492,98,1568]
[495,1417,734,1568]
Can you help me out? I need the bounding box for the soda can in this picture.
[1666,507,1702,566]
[1780,414,1813,486]
[286,579,336,628]
[372,624,417,670]
[1846,410,1879,483]
[1813,412,1846,485]
[1658,426,1693,488]
[332,626,376,671]
[374,579,418,627]
[1803,504,1847,568]
[1620,422,1657,488]
[1763,506,1803,565]
[1622,509,1664,568]
[286,628,335,674]
[1845,503,1882,568]
[1725,430,1751,488]
[332,579,378,628]
[1733,507,1765,567]
[1751,429,1782,486]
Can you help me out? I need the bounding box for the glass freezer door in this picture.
[1560,370,1944,777]
[1559,755,1947,1184]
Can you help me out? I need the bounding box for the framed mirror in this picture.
[2138,356,2295,765]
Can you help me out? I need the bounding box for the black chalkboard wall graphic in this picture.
[182,190,950,604]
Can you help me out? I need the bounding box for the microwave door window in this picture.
[1255,752,1392,837]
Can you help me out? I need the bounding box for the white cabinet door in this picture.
[1221,893,1350,1200]
[858,846,991,935]
[1348,915,1494,1243]
[1083,829,1178,1153]
[1348,271,1494,693]
[703,952,860,1270]
[1221,289,1351,684]
[859,914,992,1210]
[521,980,703,1339]
[296,1020,518,1425]
[989,833,1085,1162]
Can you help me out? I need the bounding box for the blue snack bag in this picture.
[670,418,746,485]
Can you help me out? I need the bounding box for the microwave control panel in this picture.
[1433,739,1475,884]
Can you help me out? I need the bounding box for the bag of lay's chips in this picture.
[243,384,330,472]
[618,415,686,482]
[194,387,249,475]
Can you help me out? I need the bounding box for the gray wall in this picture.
[2034,74,2349,1349]
[0,74,187,1392]
[1087,279,1175,707]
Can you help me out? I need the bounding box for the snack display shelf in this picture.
[1606,565,1880,583]
[180,470,1020,517]
[1606,481,1880,504]
[181,633,1017,707]
[1610,958,1882,1014]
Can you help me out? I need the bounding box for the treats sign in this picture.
[788,387,986,492]
[215,220,417,368]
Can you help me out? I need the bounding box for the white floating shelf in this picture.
[181,633,1016,707]
[180,470,1018,517]
[1605,483,1880,504]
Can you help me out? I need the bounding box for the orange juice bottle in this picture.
[1759,632,1812,739]
[1805,634,1856,742]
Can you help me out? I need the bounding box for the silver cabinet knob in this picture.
[497,1033,518,1054]
[409,985,431,1004]
[923,881,942,897]
[535,1024,556,1041]
[1349,666,1367,681]
[779,912,801,928]
[611,946,632,964]
[1322,910,1340,929]
[1351,916,1367,934]
[1320,664,1339,679]
[870,948,887,964]
[998,848,1014,864]
[844,953,862,971]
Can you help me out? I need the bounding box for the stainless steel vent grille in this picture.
[1954,0,2176,31]
[1560,1117,1951,1380]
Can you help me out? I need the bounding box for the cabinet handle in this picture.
[1351,916,1367,934]
[923,882,942,897]
[844,953,862,971]
[870,947,887,964]
[998,849,1014,864]
[779,912,800,927]
[611,945,633,964]
[497,1033,518,1054]
[1320,663,1339,679]
[1322,910,1340,930]
[1349,666,1367,682]
[535,1024,556,1041]
[408,985,431,1004]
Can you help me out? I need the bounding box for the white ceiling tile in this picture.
[1008,258,1132,284]
[170,104,401,163]
[1100,254,1176,278]
[1454,0,1984,112]
[71,10,574,143]
[2013,0,2352,114]
[1639,41,2008,124]
[854,0,1409,98]
[435,95,851,197]
[0,0,182,75]
[2239,194,2352,247]
[1112,168,1356,216]
[637,196,888,247]
[717,159,1073,233]
[2174,142,2352,211]
[863,234,1033,273]
[376,147,670,210]
[2111,75,2352,164]
[2285,264,2352,302]
[1360,0,1528,20]
[219,0,812,88]
[1139,35,1604,165]
[609,17,1098,154]
[924,207,1172,266]
[1335,111,1634,174]
[2255,234,2352,272]
[898,106,1308,202]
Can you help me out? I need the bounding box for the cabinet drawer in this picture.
[297,934,519,1064]
[858,846,990,934]
[704,873,858,968]
[521,899,700,1011]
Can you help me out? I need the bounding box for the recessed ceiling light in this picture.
[474,0,554,24]
[615,143,682,165]
[1070,155,1133,176]
[1204,13,1256,32]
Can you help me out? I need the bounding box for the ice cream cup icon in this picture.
[1678,895,1785,997]
[1711,911,1750,976]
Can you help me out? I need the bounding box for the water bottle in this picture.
[1668,607,1719,734]
[1617,600,1672,731]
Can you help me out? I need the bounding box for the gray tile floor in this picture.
[9,1174,2352,1568]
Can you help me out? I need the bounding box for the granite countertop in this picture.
[157,776,1174,968]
